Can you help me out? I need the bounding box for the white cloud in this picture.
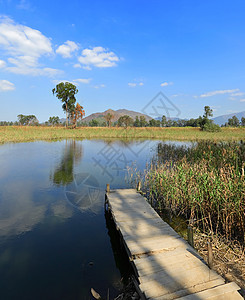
[0,16,52,57]
[73,63,92,70]
[74,78,91,84]
[160,82,173,87]
[52,78,92,86]
[200,89,239,98]
[73,63,81,68]
[93,84,105,89]
[0,79,15,91]
[56,40,79,58]
[240,99,245,102]
[231,92,245,97]
[82,65,92,70]
[128,82,144,87]
[78,46,119,68]
[6,56,61,76]
[0,60,6,68]
[0,16,61,76]
[128,83,137,87]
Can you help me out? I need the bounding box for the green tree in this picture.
[139,116,147,127]
[200,106,212,130]
[134,116,140,127]
[203,106,213,119]
[149,119,160,127]
[241,117,245,126]
[104,113,113,127]
[89,119,99,127]
[200,106,220,132]
[17,114,25,125]
[117,115,134,128]
[52,82,78,127]
[228,115,240,127]
[166,119,173,127]
[161,115,167,127]
[17,114,38,126]
[49,116,60,126]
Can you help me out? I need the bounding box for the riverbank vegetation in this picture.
[133,141,245,289]
[1,126,245,144]
[142,141,245,241]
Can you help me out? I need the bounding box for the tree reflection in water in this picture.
[52,140,83,186]
[51,140,102,213]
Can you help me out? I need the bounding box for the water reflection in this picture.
[51,140,83,186]
[65,173,102,213]
[0,139,192,300]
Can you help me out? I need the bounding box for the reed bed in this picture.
[1,126,245,144]
[140,141,245,242]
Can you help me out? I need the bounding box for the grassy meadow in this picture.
[0,126,245,144]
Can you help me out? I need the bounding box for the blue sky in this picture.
[0,0,245,122]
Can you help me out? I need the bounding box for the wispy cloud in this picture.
[73,63,92,70]
[56,41,79,58]
[93,84,105,89]
[231,92,245,97]
[128,82,143,87]
[0,60,6,68]
[74,78,91,84]
[240,99,245,102]
[0,79,15,91]
[160,82,173,87]
[199,89,239,98]
[78,46,119,68]
[73,63,81,68]
[52,78,92,86]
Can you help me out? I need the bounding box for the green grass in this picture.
[1,126,245,143]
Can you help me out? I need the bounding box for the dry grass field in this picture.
[0,126,245,143]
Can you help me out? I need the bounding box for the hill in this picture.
[212,111,245,125]
[81,109,152,123]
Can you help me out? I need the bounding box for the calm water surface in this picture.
[0,139,189,300]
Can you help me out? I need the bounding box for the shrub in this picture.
[202,122,221,132]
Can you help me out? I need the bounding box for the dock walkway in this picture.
[106,189,243,300]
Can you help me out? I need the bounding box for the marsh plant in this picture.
[140,141,245,243]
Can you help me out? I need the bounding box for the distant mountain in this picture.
[212,111,245,125]
[81,109,152,123]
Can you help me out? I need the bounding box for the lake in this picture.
[0,139,189,300]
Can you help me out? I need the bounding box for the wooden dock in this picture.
[106,189,243,300]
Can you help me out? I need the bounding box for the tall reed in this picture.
[141,141,245,242]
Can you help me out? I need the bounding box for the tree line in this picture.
[81,106,245,132]
[1,80,245,130]
[1,109,245,129]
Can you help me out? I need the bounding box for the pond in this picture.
[0,139,190,300]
